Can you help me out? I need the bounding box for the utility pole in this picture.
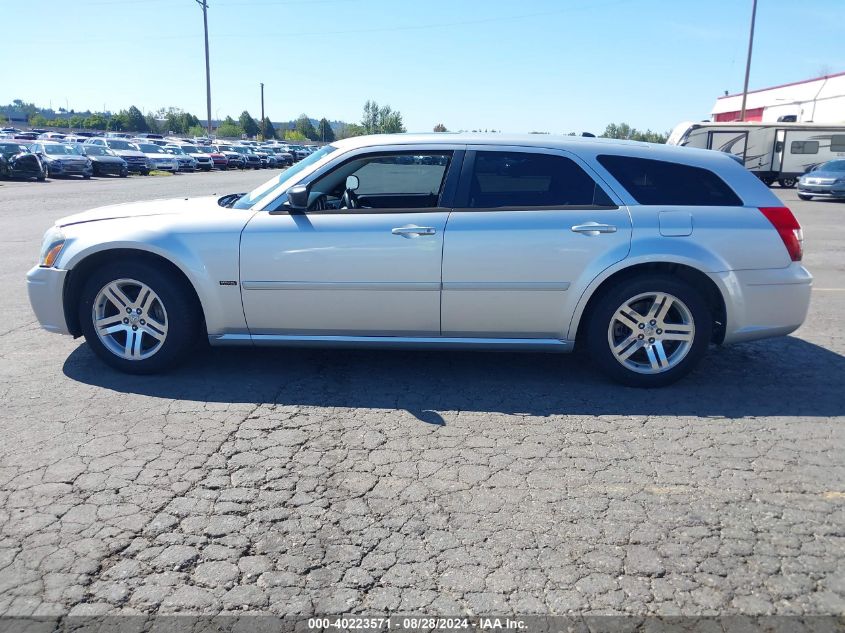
[196,0,212,137]
[739,0,757,121]
[260,82,265,140]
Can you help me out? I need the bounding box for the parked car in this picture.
[26,134,812,386]
[0,141,45,181]
[79,144,128,177]
[213,144,246,169]
[29,141,93,179]
[85,138,149,175]
[37,132,67,141]
[170,144,213,171]
[251,147,276,168]
[14,132,38,141]
[135,143,179,172]
[797,159,845,200]
[164,145,199,172]
[194,145,228,169]
[230,144,262,169]
[268,147,294,166]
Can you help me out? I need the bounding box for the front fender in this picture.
[58,217,247,336]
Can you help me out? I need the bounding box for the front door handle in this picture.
[392,226,436,237]
[571,222,617,235]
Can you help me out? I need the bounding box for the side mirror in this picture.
[286,184,310,210]
[345,175,359,191]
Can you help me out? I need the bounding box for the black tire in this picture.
[141,169,150,176]
[778,177,796,188]
[83,174,91,180]
[120,169,128,178]
[798,194,813,201]
[78,260,201,374]
[37,172,46,182]
[585,274,712,388]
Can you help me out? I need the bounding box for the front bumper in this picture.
[711,264,813,344]
[26,266,70,335]
[798,184,845,198]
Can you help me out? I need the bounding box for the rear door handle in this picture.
[571,222,617,235]
[392,226,436,237]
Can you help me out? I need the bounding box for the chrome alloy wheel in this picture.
[92,279,168,360]
[607,292,695,375]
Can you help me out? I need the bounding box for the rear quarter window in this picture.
[597,155,743,206]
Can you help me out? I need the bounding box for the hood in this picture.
[113,149,146,158]
[57,195,222,227]
[90,155,125,163]
[803,170,844,180]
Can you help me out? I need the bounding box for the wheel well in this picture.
[574,262,727,346]
[63,249,206,337]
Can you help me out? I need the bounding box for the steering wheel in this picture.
[340,188,360,209]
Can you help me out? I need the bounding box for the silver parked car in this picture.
[26,134,811,387]
[797,159,845,200]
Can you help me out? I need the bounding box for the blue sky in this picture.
[3,0,844,134]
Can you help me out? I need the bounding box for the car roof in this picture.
[329,132,729,164]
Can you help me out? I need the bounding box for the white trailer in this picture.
[667,121,845,187]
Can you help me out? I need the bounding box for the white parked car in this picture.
[26,134,811,387]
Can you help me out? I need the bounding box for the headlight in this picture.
[39,226,66,268]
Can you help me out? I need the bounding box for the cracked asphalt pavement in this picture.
[0,171,843,617]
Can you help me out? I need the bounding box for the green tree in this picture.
[145,114,163,135]
[294,114,317,140]
[433,123,448,132]
[336,123,365,139]
[68,115,85,129]
[261,117,276,140]
[360,100,406,135]
[316,118,335,142]
[217,116,243,138]
[239,111,260,137]
[601,122,668,144]
[83,113,108,130]
[283,130,308,141]
[125,106,148,132]
[187,125,206,138]
[28,113,48,128]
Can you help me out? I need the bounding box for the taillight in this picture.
[759,206,803,261]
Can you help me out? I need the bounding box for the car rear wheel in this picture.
[798,193,813,201]
[586,275,712,387]
[78,261,200,374]
[778,177,796,188]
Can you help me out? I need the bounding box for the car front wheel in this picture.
[78,261,200,374]
[586,275,712,387]
[798,193,813,201]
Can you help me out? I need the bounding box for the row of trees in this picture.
[600,122,669,143]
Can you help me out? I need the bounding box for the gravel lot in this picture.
[0,171,843,617]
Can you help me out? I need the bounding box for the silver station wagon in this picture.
[27,134,812,387]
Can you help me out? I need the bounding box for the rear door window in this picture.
[466,151,614,208]
[597,155,742,206]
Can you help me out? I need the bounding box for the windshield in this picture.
[105,140,134,150]
[232,146,251,155]
[181,145,199,153]
[233,144,339,209]
[139,144,165,154]
[83,145,110,156]
[0,143,27,154]
[195,146,214,154]
[44,144,82,155]
[167,146,186,155]
[819,160,845,172]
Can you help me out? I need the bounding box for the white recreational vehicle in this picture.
[667,121,845,188]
